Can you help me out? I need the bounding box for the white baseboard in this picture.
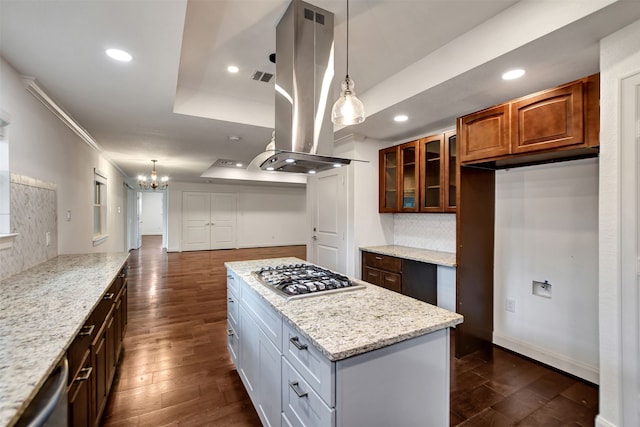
[595,414,617,427]
[493,332,599,384]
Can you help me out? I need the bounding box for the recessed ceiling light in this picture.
[266,167,275,171]
[394,114,408,122]
[227,65,239,73]
[105,48,132,62]
[285,158,296,164]
[236,163,243,167]
[333,164,343,168]
[308,170,316,174]
[502,69,525,80]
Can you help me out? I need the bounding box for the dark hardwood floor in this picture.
[102,236,598,426]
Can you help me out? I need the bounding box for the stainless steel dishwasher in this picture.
[15,357,68,427]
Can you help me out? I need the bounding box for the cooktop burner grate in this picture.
[252,264,365,299]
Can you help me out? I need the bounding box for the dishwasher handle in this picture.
[16,357,69,427]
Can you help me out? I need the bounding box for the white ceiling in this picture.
[1,0,639,184]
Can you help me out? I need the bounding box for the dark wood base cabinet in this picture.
[362,251,437,305]
[66,264,128,427]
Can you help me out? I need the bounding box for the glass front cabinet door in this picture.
[399,140,419,212]
[379,146,399,212]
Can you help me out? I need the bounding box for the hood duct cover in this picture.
[258,0,351,173]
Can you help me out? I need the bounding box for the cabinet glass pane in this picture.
[448,135,457,209]
[384,151,397,209]
[423,140,440,208]
[402,147,416,208]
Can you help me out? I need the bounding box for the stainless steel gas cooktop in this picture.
[252,264,365,300]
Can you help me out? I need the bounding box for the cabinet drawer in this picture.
[226,321,239,367]
[283,321,334,406]
[67,318,96,385]
[362,252,402,273]
[362,266,382,286]
[227,269,240,296]
[227,289,239,329]
[282,358,335,427]
[93,280,118,327]
[382,272,402,293]
[242,287,283,352]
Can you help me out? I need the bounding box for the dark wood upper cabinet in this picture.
[459,104,510,163]
[380,131,456,214]
[459,74,599,168]
[399,141,420,212]
[379,146,400,212]
[511,82,584,154]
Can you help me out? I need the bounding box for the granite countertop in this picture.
[224,258,463,361]
[360,245,457,267]
[0,252,130,427]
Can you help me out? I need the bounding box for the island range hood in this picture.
[258,0,351,173]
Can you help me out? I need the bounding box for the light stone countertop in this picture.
[224,257,463,361]
[0,253,130,427]
[360,245,457,267]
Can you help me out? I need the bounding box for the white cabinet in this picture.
[182,192,237,251]
[227,268,452,427]
[230,271,283,427]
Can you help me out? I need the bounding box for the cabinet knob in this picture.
[289,336,308,351]
[227,297,234,303]
[289,381,308,398]
[226,329,234,337]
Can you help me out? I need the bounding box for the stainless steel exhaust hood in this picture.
[258,0,351,173]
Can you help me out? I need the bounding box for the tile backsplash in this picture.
[0,174,57,281]
[393,213,456,253]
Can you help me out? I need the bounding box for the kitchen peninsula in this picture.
[0,253,129,427]
[225,257,463,426]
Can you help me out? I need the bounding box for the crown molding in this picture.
[21,77,128,177]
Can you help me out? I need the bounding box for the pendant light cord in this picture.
[346,0,349,79]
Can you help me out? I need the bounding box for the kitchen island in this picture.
[0,253,129,427]
[225,257,463,427]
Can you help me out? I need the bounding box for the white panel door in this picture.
[182,192,211,251]
[309,167,348,273]
[210,193,237,249]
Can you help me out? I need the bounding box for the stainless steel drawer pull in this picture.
[290,336,308,351]
[227,297,234,303]
[78,324,95,336]
[375,256,383,260]
[289,381,308,398]
[227,275,233,279]
[103,293,115,301]
[226,329,234,336]
[75,367,92,382]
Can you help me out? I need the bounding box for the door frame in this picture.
[620,71,640,427]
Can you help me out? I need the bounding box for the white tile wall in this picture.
[0,175,57,281]
[393,213,456,253]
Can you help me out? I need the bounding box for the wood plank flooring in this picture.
[102,236,598,426]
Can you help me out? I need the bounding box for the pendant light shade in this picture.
[332,76,365,125]
[331,0,365,125]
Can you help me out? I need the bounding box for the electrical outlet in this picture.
[45,231,51,246]
[506,298,516,313]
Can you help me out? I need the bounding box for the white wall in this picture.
[140,191,163,235]
[0,56,127,256]
[493,158,599,383]
[167,181,306,252]
[334,135,393,277]
[598,18,640,427]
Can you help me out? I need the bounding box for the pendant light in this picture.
[331,0,365,125]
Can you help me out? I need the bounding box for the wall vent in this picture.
[251,71,274,83]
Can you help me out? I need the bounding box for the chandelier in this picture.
[138,160,168,190]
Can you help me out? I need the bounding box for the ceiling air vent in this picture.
[251,70,274,83]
